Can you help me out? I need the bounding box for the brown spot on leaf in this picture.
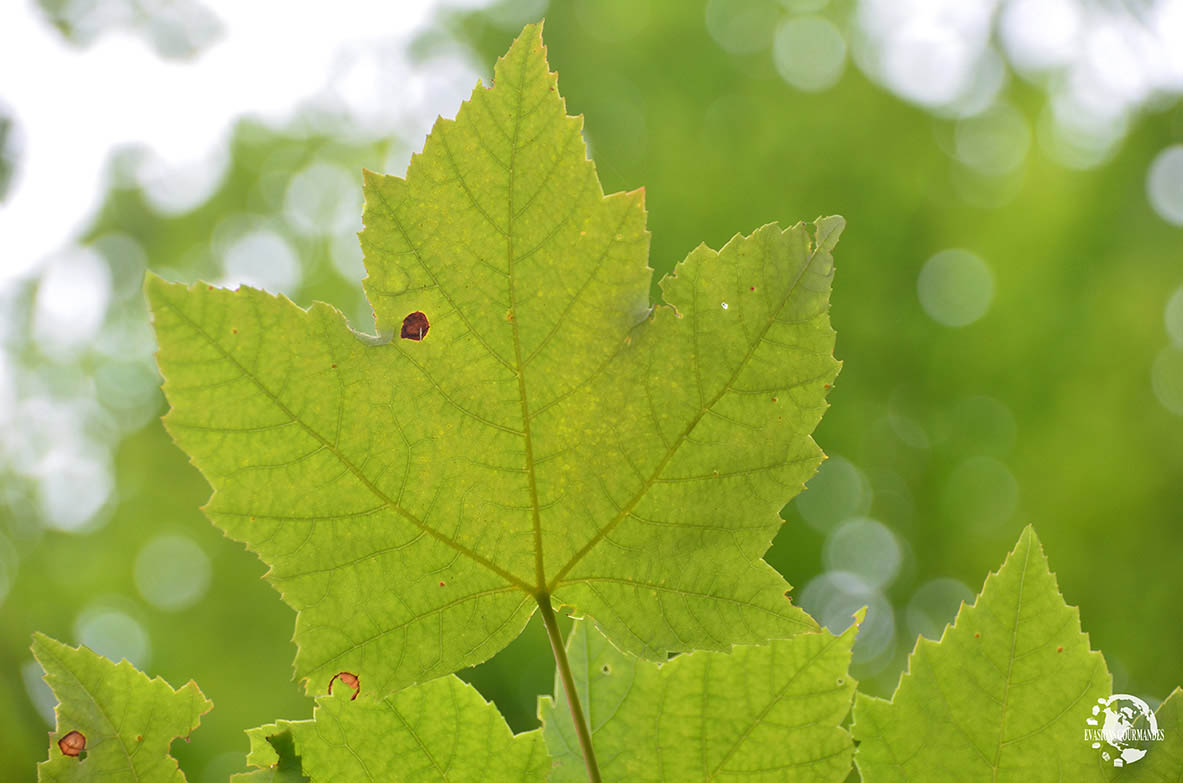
[1057,646,1063,652]
[750,286,756,292]
[439,581,446,587]
[401,311,430,341]
[136,735,143,743]
[331,364,337,369]
[771,397,778,403]
[59,731,85,757]
[974,632,981,638]
[232,328,238,334]
[329,671,360,700]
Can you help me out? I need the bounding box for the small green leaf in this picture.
[32,633,212,783]
[239,676,546,782]
[148,22,837,699]
[230,729,308,783]
[852,526,1111,782]
[1103,688,1183,781]
[540,618,858,782]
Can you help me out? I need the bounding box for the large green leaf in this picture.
[32,633,212,783]
[852,527,1112,782]
[147,21,839,698]
[540,617,858,782]
[237,675,546,782]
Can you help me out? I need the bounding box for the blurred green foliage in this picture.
[2,1,1182,780]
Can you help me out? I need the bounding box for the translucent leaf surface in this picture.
[230,729,308,783]
[238,675,546,782]
[1110,688,1183,781]
[540,618,858,782]
[852,527,1112,782]
[32,633,212,783]
[147,22,840,698]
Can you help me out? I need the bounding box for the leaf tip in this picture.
[812,215,846,253]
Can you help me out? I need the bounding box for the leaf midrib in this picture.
[992,534,1031,783]
[501,43,549,592]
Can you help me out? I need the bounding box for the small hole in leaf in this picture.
[329,672,361,700]
[401,311,430,341]
[59,730,86,757]
[602,665,611,675]
[721,302,729,310]
[836,678,844,685]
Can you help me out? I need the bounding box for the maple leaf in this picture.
[236,675,546,782]
[852,527,1112,782]
[147,22,840,699]
[32,633,212,783]
[540,618,858,782]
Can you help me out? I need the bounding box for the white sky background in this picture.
[0,0,493,286]
[2,0,1181,288]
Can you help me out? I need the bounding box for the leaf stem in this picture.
[536,593,602,783]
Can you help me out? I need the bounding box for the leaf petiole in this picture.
[537,593,602,783]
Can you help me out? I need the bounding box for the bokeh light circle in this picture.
[824,517,901,590]
[906,578,974,641]
[284,163,361,237]
[220,229,301,293]
[1152,345,1183,415]
[134,534,212,611]
[917,249,994,327]
[941,456,1019,530]
[794,455,872,532]
[1165,287,1183,348]
[73,605,151,667]
[799,571,895,665]
[1147,145,1183,226]
[773,16,847,92]
[706,0,781,54]
[954,102,1030,175]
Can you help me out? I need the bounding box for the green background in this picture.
[2,1,1181,780]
